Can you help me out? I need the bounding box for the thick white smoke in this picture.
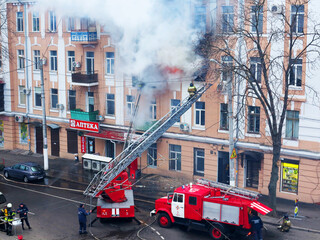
[36,0,202,126]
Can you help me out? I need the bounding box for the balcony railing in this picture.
[71,71,98,86]
[70,109,99,122]
[71,31,97,43]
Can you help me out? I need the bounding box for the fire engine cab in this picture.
[151,178,272,240]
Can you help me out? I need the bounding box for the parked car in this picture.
[3,162,46,183]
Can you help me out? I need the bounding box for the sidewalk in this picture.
[1,149,320,234]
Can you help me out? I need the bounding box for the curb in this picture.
[263,220,320,234]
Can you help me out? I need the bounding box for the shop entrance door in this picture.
[246,159,260,188]
[218,151,229,184]
[51,128,60,156]
[35,126,43,154]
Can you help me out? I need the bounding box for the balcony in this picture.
[70,109,99,122]
[70,31,98,44]
[71,71,98,87]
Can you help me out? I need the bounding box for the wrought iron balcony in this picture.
[71,71,98,87]
[70,31,97,44]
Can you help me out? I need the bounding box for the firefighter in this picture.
[78,204,91,235]
[5,203,16,236]
[188,83,197,99]
[277,214,291,232]
[249,210,263,240]
[17,203,31,230]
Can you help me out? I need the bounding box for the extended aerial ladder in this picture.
[84,83,212,198]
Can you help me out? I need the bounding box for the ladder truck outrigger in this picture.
[151,179,273,240]
[84,83,212,224]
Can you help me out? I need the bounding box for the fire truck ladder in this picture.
[84,83,213,197]
[197,178,261,200]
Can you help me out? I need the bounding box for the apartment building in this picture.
[0,0,319,203]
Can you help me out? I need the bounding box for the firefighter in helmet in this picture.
[5,203,16,236]
[277,214,291,232]
[188,83,197,99]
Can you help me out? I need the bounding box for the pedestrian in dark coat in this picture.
[17,203,31,230]
[249,210,263,240]
[78,204,91,234]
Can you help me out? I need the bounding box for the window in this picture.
[68,90,76,111]
[195,101,205,126]
[169,144,181,171]
[189,196,197,206]
[66,17,75,32]
[173,193,184,203]
[17,12,23,32]
[20,123,28,144]
[221,56,233,82]
[222,6,234,33]
[50,50,57,71]
[126,95,135,116]
[32,12,39,32]
[291,5,304,33]
[194,148,205,176]
[150,100,156,120]
[87,92,94,112]
[281,160,299,193]
[86,52,94,74]
[171,99,180,122]
[194,4,207,32]
[289,59,302,87]
[80,18,89,30]
[33,50,40,70]
[248,106,260,133]
[0,120,3,147]
[50,88,58,109]
[220,103,228,130]
[106,93,115,115]
[251,6,263,33]
[250,57,262,83]
[286,110,299,139]
[67,51,75,72]
[34,87,41,107]
[49,11,56,32]
[17,50,25,70]
[148,143,157,167]
[106,52,115,74]
[19,86,26,105]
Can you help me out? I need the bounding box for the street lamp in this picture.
[210,58,235,187]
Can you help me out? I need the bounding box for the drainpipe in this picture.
[24,3,31,152]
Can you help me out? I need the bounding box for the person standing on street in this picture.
[78,204,91,235]
[17,203,31,230]
[5,203,16,236]
[249,210,263,240]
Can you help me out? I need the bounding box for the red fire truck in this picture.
[151,178,272,240]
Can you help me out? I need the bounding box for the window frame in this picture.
[250,57,262,83]
[291,5,304,34]
[32,12,40,32]
[220,103,228,130]
[17,11,24,32]
[194,148,205,176]
[18,85,26,106]
[247,106,260,133]
[87,92,94,112]
[17,49,25,70]
[67,51,75,72]
[34,87,42,107]
[251,5,263,33]
[195,101,205,127]
[106,93,115,116]
[86,51,94,74]
[285,110,299,139]
[150,100,157,121]
[169,144,181,171]
[126,95,135,117]
[221,56,233,82]
[50,50,58,71]
[148,143,157,168]
[289,59,302,87]
[194,4,207,32]
[170,99,181,123]
[105,52,115,75]
[49,11,57,32]
[68,90,76,111]
[50,88,58,109]
[33,50,40,70]
[222,6,234,33]
[66,17,75,32]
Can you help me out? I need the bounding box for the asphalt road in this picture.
[0,176,320,240]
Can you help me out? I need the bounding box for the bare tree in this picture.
[202,0,320,213]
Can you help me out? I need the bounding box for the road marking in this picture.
[156,231,160,235]
[0,181,94,207]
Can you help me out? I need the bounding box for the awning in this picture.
[84,129,125,142]
[47,123,61,129]
[29,121,42,127]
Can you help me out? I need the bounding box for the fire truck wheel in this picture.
[209,225,225,240]
[157,213,172,228]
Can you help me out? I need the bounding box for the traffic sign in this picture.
[230,148,237,159]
